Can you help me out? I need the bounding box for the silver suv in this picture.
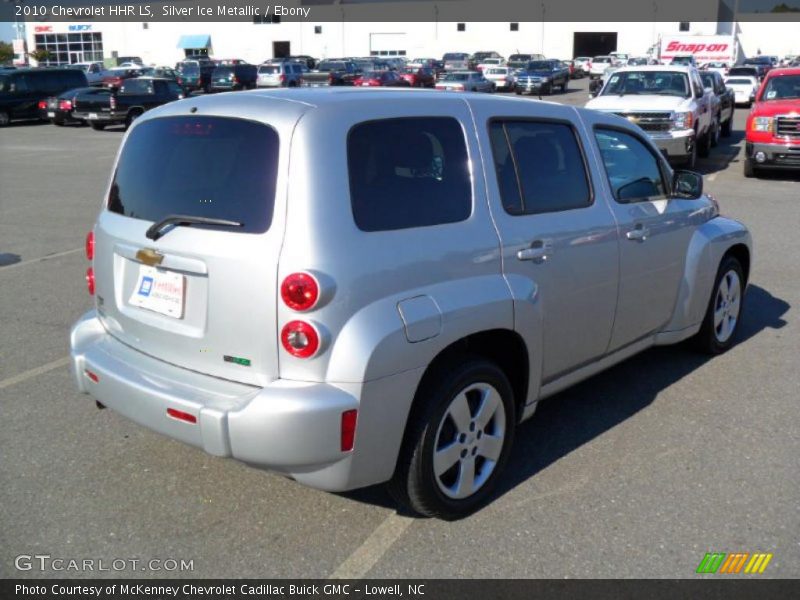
[71,89,751,520]
[257,61,305,88]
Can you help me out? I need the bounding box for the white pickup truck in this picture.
[585,65,714,168]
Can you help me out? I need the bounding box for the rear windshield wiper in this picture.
[145,214,244,241]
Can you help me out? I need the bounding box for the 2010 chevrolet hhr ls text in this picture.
[70,88,752,520]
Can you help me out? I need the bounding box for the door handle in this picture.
[517,240,551,262]
[626,225,650,242]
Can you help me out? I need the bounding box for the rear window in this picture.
[347,117,472,232]
[726,78,753,85]
[318,62,345,71]
[259,65,280,74]
[120,79,154,94]
[108,116,279,235]
[213,67,233,77]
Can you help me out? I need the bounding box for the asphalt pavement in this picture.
[1,78,797,579]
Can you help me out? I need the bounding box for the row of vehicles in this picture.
[585,63,800,178]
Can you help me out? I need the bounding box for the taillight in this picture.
[280,73,286,83]
[85,231,94,260]
[38,100,47,109]
[232,75,239,84]
[109,95,116,110]
[341,410,358,452]
[59,99,73,111]
[281,320,320,358]
[167,408,197,424]
[328,73,334,83]
[281,272,319,311]
[85,267,95,295]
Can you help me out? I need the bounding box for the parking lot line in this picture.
[0,247,83,272]
[0,356,71,390]
[328,513,414,579]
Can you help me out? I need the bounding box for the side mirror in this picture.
[671,170,703,199]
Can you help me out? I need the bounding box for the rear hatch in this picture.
[212,67,235,87]
[257,65,282,86]
[75,90,112,114]
[93,114,283,385]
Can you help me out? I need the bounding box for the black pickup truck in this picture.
[73,77,183,130]
[699,70,735,140]
[301,60,360,87]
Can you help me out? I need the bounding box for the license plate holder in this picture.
[47,111,55,117]
[128,265,185,319]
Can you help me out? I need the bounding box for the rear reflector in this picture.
[84,369,99,383]
[85,267,95,296]
[280,320,320,358]
[85,231,94,260]
[341,409,358,452]
[167,408,197,424]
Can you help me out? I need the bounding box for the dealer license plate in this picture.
[128,265,185,319]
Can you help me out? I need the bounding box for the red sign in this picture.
[34,26,52,33]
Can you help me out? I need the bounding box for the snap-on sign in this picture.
[665,41,730,53]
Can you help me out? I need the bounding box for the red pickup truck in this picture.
[744,67,800,178]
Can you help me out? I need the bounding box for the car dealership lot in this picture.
[1,80,798,578]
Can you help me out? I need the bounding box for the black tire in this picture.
[515,88,522,95]
[0,110,9,127]
[710,115,721,148]
[721,111,733,137]
[562,79,568,92]
[693,256,745,354]
[697,127,712,158]
[388,356,516,520]
[743,158,757,178]
[684,140,697,169]
[125,110,142,130]
[89,122,106,131]
[53,118,65,127]
[544,84,552,95]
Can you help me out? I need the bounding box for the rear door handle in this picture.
[517,240,551,262]
[626,225,650,242]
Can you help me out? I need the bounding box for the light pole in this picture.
[540,3,545,55]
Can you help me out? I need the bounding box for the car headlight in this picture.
[751,116,773,132]
[672,111,694,130]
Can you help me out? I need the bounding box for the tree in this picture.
[0,41,13,65]
[29,48,51,63]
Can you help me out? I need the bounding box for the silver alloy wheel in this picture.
[713,269,742,343]
[432,382,506,500]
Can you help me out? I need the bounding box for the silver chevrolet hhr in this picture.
[71,88,752,520]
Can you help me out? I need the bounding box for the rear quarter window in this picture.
[347,117,472,232]
[108,116,279,234]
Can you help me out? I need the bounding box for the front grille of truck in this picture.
[518,76,542,85]
[775,115,800,138]
[614,112,673,132]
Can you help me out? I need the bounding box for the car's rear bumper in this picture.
[746,140,800,169]
[70,311,373,491]
[72,111,121,124]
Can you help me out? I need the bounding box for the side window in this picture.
[691,73,704,97]
[347,117,472,232]
[488,120,592,215]
[167,82,182,97]
[593,128,667,203]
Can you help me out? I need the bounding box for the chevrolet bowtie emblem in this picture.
[136,248,164,266]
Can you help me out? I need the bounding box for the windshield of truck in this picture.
[525,61,554,70]
[671,56,694,65]
[760,75,800,101]
[109,116,279,234]
[602,71,689,97]
[258,65,281,74]
[177,63,199,75]
[443,53,469,61]
[725,78,754,85]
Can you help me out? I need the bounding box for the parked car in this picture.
[70,88,752,520]
[507,53,545,70]
[589,55,614,79]
[514,60,570,95]
[0,67,87,126]
[743,56,773,80]
[39,86,110,125]
[626,57,650,67]
[728,66,761,81]
[398,67,436,88]
[724,75,760,106]
[700,70,735,142]
[176,59,216,94]
[671,55,698,67]
[573,56,592,75]
[353,70,411,87]
[743,67,800,177]
[209,64,258,92]
[435,71,494,92]
[116,56,143,67]
[702,61,730,77]
[482,66,516,92]
[442,52,471,71]
[476,59,505,73]
[102,67,144,91]
[469,51,503,70]
[257,62,305,88]
[302,60,360,87]
[283,55,317,70]
[70,62,105,86]
[586,65,714,168]
[72,77,184,130]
